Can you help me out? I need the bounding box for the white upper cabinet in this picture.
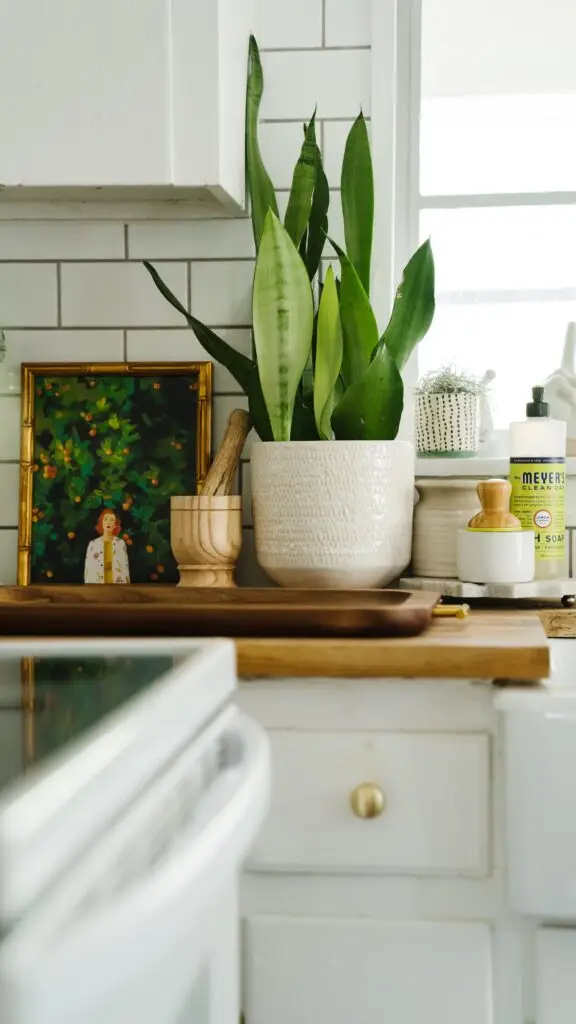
[0,0,254,209]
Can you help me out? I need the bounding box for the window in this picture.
[413,0,576,427]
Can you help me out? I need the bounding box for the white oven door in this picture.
[0,710,269,1024]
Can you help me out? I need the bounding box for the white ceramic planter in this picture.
[250,440,415,588]
[416,392,479,455]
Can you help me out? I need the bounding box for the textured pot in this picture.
[416,392,479,455]
[412,479,482,578]
[250,440,415,588]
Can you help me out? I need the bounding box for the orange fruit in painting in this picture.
[151,479,158,486]
[89,428,97,437]
[156,564,165,573]
[67,531,76,539]
[126,538,133,545]
[46,570,53,578]
[33,464,39,472]
[152,382,161,390]
[85,413,93,422]
[174,442,183,450]
[146,545,154,553]
[32,515,38,523]
[74,496,81,504]
[123,448,130,455]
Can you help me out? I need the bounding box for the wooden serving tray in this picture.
[0,586,440,639]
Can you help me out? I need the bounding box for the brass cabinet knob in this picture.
[350,782,385,819]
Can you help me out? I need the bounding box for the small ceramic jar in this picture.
[416,392,479,456]
[412,479,482,578]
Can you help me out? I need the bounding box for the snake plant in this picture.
[144,35,435,443]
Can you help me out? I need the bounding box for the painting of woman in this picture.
[84,509,130,584]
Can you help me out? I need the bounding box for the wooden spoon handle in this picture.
[201,409,251,497]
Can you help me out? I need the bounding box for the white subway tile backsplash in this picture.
[0,465,19,526]
[126,328,250,392]
[191,261,254,326]
[259,122,309,191]
[0,396,21,461]
[261,50,371,120]
[0,529,18,585]
[61,262,187,327]
[128,219,254,260]
[7,330,124,380]
[0,264,58,327]
[0,222,124,260]
[258,0,322,49]
[0,8,373,586]
[325,0,371,47]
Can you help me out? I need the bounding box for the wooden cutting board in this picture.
[236,611,550,680]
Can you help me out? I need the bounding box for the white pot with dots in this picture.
[415,392,480,457]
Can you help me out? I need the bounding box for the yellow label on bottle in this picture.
[509,457,565,563]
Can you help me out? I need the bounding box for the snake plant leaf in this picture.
[284,112,318,249]
[330,240,378,386]
[331,339,404,441]
[314,267,343,439]
[382,238,436,371]
[305,142,329,281]
[246,35,279,250]
[143,261,273,440]
[252,210,314,442]
[341,112,374,296]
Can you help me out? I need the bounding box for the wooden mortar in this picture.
[170,409,251,586]
[171,495,242,586]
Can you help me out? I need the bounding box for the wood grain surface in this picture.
[0,586,440,638]
[236,612,550,680]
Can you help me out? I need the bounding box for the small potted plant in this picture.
[145,37,436,588]
[415,367,487,457]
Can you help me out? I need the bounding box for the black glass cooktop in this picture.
[0,652,177,790]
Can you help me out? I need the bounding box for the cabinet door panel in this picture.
[249,731,489,876]
[0,0,169,187]
[244,916,492,1024]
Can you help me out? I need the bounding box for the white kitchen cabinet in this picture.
[0,0,254,209]
[249,730,489,876]
[244,916,492,1024]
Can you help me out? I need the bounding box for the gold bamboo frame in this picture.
[18,362,212,585]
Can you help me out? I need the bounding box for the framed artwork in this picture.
[18,362,212,585]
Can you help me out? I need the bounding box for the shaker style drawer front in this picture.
[248,731,489,876]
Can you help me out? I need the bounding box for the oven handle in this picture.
[3,713,270,984]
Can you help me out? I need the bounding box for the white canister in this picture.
[457,529,535,584]
[412,479,482,578]
[416,392,479,455]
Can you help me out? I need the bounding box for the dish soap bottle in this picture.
[509,386,566,579]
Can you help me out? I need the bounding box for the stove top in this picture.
[0,639,230,793]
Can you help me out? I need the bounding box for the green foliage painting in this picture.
[25,368,210,585]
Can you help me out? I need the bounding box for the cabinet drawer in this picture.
[249,731,489,876]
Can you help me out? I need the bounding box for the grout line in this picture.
[262,116,370,124]
[56,262,62,327]
[0,323,253,332]
[321,0,326,46]
[123,224,129,259]
[259,45,369,53]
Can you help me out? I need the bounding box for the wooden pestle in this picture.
[201,409,251,497]
[467,478,522,530]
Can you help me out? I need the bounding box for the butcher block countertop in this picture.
[236,611,551,680]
